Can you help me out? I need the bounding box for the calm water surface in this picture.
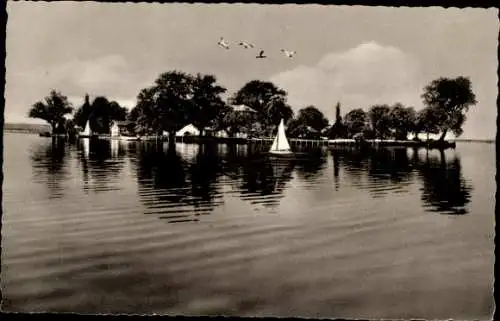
[1,132,495,318]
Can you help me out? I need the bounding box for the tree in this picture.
[28,90,73,134]
[108,101,128,122]
[287,105,328,138]
[296,106,329,132]
[190,73,227,136]
[72,94,128,134]
[264,95,294,130]
[88,97,129,134]
[415,107,441,141]
[129,87,158,135]
[389,103,416,140]
[89,96,112,134]
[368,104,391,139]
[329,102,347,139]
[134,71,194,141]
[229,80,293,136]
[222,108,255,138]
[344,108,367,138]
[73,93,92,128]
[421,76,477,141]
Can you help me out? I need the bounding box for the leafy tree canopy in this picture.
[421,76,477,140]
[368,104,392,139]
[389,103,416,140]
[229,80,293,135]
[28,90,73,133]
[189,73,227,135]
[344,108,367,138]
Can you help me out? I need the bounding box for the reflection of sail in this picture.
[82,138,90,159]
[111,139,119,158]
[271,160,288,191]
[76,138,125,193]
[269,119,292,155]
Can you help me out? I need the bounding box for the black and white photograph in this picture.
[1,2,497,319]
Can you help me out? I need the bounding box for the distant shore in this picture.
[4,123,494,145]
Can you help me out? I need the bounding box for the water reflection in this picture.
[294,148,328,180]
[76,138,126,193]
[29,139,474,218]
[238,157,295,209]
[417,149,472,215]
[329,146,472,214]
[133,143,226,223]
[30,137,70,199]
[366,147,415,197]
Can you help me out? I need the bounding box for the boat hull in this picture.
[268,151,295,158]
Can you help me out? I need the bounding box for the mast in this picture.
[276,120,280,150]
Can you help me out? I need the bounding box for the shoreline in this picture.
[5,130,494,146]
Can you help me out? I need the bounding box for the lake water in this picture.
[1,132,495,318]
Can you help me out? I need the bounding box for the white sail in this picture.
[110,123,120,137]
[269,119,291,153]
[82,121,92,136]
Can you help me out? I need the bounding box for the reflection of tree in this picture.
[134,143,227,223]
[332,149,340,191]
[239,157,295,209]
[332,146,414,197]
[330,147,369,189]
[76,138,126,193]
[135,143,188,203]
[417,149,472,215]
[220,143,246,180]
[188,143,224,212]
[366,148,414,197]
[330,146,473,214]
[294,148,327,180]
[30,138,69,199]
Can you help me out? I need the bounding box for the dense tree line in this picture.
[28,74,476,143]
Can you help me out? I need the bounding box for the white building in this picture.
[175,124,200,137]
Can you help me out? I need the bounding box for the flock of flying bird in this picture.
[217,37,296,59]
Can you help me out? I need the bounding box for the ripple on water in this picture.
[1,134,494,318]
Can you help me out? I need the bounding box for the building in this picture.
[110,121,134,137]
[175,124,200,137]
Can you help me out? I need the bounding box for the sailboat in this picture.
[269,118,294,157]
[80,120,92,138]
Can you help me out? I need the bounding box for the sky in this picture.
[5,3,498,139]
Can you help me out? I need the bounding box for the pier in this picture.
[72,134,457,149]
[248,137,456,149]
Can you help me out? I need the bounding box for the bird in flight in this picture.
[218,37,230,49]
[238,41,255,49]
[256,50,267,59]
[281,49,296,58]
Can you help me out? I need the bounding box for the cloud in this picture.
[42,55,131,94]
[270,42,425,122]
[5,54,143,122]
